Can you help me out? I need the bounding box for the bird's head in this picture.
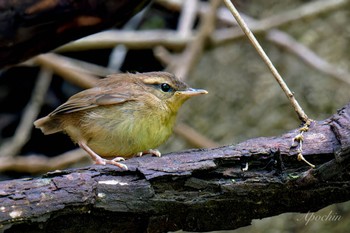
[137,72,208,112]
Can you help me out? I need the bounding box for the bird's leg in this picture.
[78,142,128,170]
[136,149,162,157]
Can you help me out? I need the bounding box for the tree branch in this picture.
[1,102,349,232]
[0,0,151,68]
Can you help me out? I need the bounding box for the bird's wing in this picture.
[49,87,136,116]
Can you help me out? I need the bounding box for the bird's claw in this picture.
[136,149,162,157]
[112,157,125,162]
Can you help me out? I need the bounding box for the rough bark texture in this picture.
[0,103,349,232]
[0,0,151,68]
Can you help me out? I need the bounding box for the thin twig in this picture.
[35,54,99,89]
[0,68,52,158]
[174,123,220,148]
[227,12,350,86]
[108,6,149,71]
[230,13,350,86]
[0,149,89,173]
[167,0,221,79]
[253,0,348,32]
[266,30,350,86]
[223,0,309,123]
[213,0,349,45]
[177,0,198,38]
[57,30,191,52]
[50,54,116,77]
[153,46,174,66]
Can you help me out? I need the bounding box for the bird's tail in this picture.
[34,116,63,135]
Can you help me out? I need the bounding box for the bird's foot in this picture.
[95,158,128,170]
[78,141,128,170]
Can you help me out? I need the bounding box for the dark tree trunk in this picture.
[0,0,151,68]
[1,103,349,232]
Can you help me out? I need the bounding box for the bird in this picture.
[34,71,207,170]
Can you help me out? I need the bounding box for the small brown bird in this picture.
[34,72,207,169]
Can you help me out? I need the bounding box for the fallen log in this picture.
[0,103,349,232]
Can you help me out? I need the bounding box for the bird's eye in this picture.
[160,83,172,92]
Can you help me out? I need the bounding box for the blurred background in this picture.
[0,0,349,232]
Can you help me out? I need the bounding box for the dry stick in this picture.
[220,10,350,87]
[50,54,116,77]
[153,0,199,67]
[235,13,350,86]
[153,46,174,66]
[174,123,220,148]
[26,53,112,77]
[156,0,348,28]
[266,30,350,86]
[214,0,349,45]
[177,0,198,38]
[252,0,348,32]
[0,149,89,173]
[35,54,99,88]
[57,30,191,52]
[167,0,221,79]
[223,0,309,123]
[0,68,53,158]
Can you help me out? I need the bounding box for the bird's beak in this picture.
[176,88,208,97]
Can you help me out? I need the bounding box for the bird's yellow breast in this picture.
[74,101,176,158]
